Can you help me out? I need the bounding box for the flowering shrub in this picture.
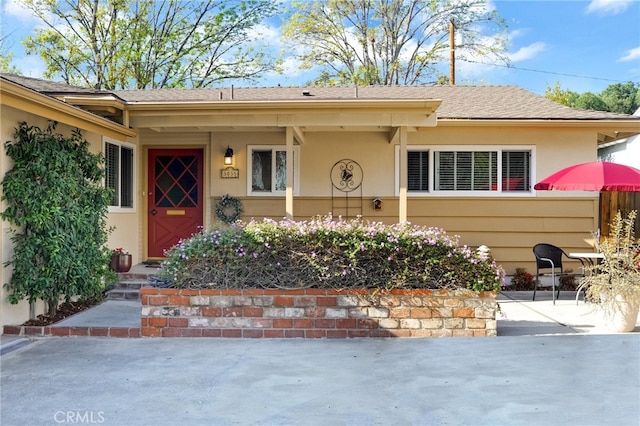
[509,268,535,290]
[159,216,504,292]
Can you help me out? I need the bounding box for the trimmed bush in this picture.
[159,216,504,293]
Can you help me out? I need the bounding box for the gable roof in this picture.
[2,72,638,122]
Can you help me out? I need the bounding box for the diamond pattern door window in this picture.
[155,155,198,208]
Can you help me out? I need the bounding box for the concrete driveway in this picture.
[2,334,639,426]
[2,290,639,425]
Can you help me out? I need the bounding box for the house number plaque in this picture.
[221,167,239,179]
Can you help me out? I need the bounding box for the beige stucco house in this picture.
[2,73,640,327]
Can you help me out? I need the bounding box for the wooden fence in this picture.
[600,191,640,238]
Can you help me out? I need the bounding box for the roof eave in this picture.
[1,79,136,139]
[437,118,640,127]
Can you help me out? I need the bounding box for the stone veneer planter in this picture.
[140,287,497,338]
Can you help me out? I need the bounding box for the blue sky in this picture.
[2,0,639,95]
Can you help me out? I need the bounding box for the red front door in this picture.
[147,149,204,258]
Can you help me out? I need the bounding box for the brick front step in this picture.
[141,287,497,338]
[106,287,143,301]
[2,325,141,338]
[105,277,150,300]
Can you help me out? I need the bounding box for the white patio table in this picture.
[569,252,605,304]
[569,252,604,265]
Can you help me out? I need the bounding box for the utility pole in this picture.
[449,20,455,86]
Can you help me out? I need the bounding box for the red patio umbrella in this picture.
[535,161,640,239]
[534,161,640,192]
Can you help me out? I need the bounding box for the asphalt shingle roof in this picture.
[2,73,636,121]
[1,73,100,94]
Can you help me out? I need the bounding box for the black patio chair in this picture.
[532,243,585,304]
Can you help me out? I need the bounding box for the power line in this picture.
[461,59,634,84]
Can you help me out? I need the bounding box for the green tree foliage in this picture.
[574,92,610,111]
[282,0,509,86]
[543,81,578,107]
[600,82,639,115]
[1,122,112,315]
[545,81,639,114]
[21,0,280,89]
[0,51,17,73]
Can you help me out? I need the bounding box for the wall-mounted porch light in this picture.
[224,146,234,165]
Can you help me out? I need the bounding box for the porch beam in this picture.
[399,126,408,223]
[285,127,295,219]
[129,112,436,129]
[292,126,306,145]
[389,127,400,144]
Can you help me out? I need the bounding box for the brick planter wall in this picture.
[140,288,497,338]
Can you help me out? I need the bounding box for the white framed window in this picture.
[395,145,535,196]
[104,138,135,210]
[247,145,300,196]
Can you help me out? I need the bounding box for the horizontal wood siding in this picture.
[211,196,598,275]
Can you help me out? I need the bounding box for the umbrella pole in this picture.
[598,192,602,239]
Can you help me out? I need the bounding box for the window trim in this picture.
[246,145,300,196]
[395,145,536,197]
[104,137,136,212]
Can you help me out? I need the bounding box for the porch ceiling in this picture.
[598,130,639,144]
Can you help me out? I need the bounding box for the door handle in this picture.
[151,209,157,216]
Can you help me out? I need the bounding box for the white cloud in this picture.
[277,56,305,76]
[246,23,281,47]
[455,59,493,79]
[619,46,640,62]
[508,29,528,40]
[509,42,546,62]
[3,0,38,23]
[586,0,633,15]
[452,35,546,82]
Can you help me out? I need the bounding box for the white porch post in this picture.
[399,126,408,223]
[285,127,294,219]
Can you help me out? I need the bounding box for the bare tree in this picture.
[21,0,280,89]
[282,0,509,86]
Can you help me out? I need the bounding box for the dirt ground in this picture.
[21,299,103,326]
